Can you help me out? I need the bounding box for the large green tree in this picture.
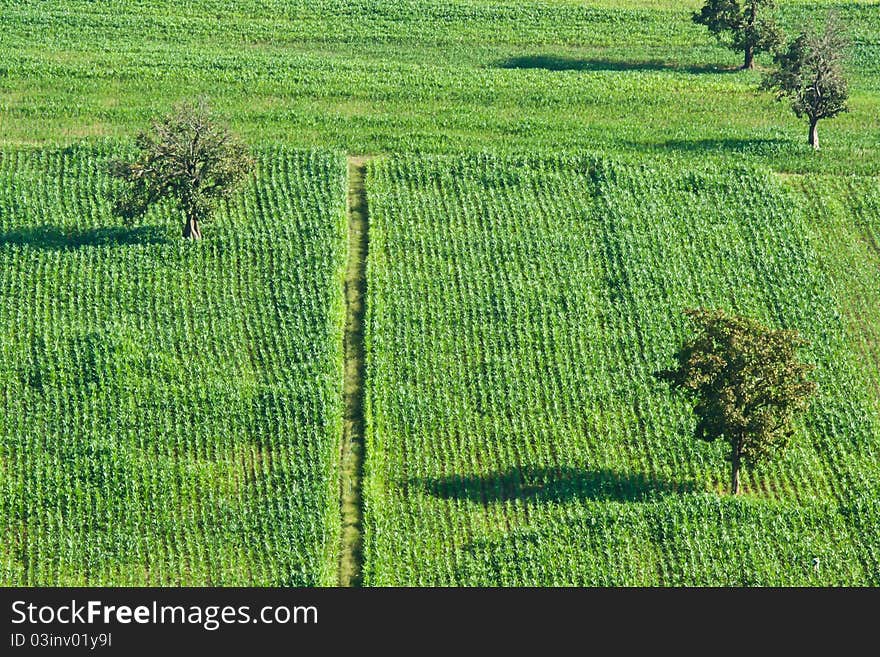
[762,15,850,150]
[693,0,783,70]
[110,99,254,239]
[659,308,817,495]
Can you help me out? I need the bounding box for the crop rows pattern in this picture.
[788,174,880,413]
[0,146,347,585]
[363,153,880,585]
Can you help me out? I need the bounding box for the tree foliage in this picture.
[762,14,849,150]
[109,99,254,239]
[659,308,817,494]
[693,0,783,69]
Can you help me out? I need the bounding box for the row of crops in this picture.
[0,146,348,585]
[362,153,880,585]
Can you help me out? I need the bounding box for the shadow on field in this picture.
[657,137,790,155]
[415,466,692,504]
[0,224,166,250]
[496,55,734,75]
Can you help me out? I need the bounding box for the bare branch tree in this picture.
[762,14,850,150]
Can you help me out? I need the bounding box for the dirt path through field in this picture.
[338,155,371,587]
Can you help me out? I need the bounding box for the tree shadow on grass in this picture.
[413,466,693,504]
[0,224,167,250]
[495,55,735,75]
[657,137,791,155]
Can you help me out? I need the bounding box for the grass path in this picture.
[338,156,371,586]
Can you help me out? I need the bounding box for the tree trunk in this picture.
[809,118,820,150]
[743,46,755,70]
[183,216,202,240]
[730,442,741,496]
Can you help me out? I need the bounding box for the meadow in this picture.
[2,0,879,172]
[0,0,878,586]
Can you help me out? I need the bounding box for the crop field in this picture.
[363,153,880,585]
[0,0,878,588]
[0,147,347,585]
[2,1,880,173]
[790,175,880,411]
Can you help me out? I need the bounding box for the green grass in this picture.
[1,0,879,173]
[362,152,880,585]
[0,146,348,585]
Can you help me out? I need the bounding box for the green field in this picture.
[2,0,880,173]
[0,147,347,584]
[0,0,878,586]
[362,153,879,585]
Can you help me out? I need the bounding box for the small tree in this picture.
[693,0,783,70]
[658,308,817,495]
[110,99,254,239]
[762,15,849,150]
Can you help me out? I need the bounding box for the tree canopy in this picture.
[659,308,818,495]
[110,99,254,239]
[693,0,783,70]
